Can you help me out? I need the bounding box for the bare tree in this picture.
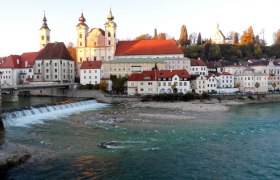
[190,32,198,45]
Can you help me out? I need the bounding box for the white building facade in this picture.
[80,61,103,85]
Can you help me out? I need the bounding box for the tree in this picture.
[234,33,239,45]
[208,44,221,60]
[178,25,188,46]
[272,82,277,91]
[255,82,260,93]
[67,42,77,62]
[241,26,255,45]
[273,29,280,45]
[110,75,128,94]
[158,33,167,40]
[99,81,109,92]
[197,32,202,45]
[254,43,262,58]
[135,34,152,40]
[153,28,158,40]
[190,32,198,45]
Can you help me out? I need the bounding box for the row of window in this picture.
[36,75,73,79]
[37,69,73,74]
[83,70,98,73]
[79,56,112,62]
[83,76,98,79]
[37,62,73,67]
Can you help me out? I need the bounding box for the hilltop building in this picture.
[211,24,233,44]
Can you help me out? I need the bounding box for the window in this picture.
[41,36,44,40]
[46,69,49,73]
[55,63,57,66]
[108,56,111,60]
[79,34,82,38]
[108,40,111,45]
[29,69,32,72]
[80,42,82,46]
[94,56,97,61]
[55,69,57,73]
[47,36,50,41]
[46,75,49,79]
[55,75,58,79]
[95,76,97,79]
[89,76,91,79]
[94,42,97,46]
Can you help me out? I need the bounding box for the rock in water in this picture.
[0,142,31,170]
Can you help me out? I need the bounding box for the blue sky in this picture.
[0,0,279,56]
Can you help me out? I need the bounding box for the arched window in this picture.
[108,32,111,37]
[79,34,82,38]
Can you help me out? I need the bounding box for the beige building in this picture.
[103,58,165,78]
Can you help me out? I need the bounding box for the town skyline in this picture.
[1,0,280,56]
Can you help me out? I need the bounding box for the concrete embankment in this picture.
[28,89,139,104]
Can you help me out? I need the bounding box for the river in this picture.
[1,97,280,179]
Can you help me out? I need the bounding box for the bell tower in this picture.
[105,8,117,54]
[40,12,50,49]
[76,12,89,48]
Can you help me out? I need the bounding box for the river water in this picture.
[1,97,280,179]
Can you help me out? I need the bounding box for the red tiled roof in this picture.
[36,42,74,61]
[0,55,21,68]
[191,59,207,66]
[217,72,232,76]
[128,69,190,81]
[0,52,39,69]
[115,40,183,56]
[80,61,102,69]
[20,52,39,68]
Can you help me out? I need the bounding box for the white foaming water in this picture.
[3,100,109,127]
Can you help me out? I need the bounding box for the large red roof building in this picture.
[115,40,184,58]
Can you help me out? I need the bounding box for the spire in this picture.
[107,8,114,21]
[40,11,50,30]
[79,12,86,23]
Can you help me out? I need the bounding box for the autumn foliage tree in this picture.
[241,26,255,45]
[135,34,152,40]
[178,25,189,46]
[273,29,280,45]
[67,42,77,62]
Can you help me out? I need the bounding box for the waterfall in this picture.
[3,100,109,127]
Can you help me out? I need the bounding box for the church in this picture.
[76,9,117,63]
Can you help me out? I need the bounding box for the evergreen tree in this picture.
[153,28,158,40]
[234,32,239,45]
[197,32,202,45]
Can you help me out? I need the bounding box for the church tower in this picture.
[76,13,89,49]
[105,8,117,54]
[40,13,50,49]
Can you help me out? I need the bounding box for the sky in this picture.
[0,0,280,56]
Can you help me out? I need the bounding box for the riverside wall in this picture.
[28,89,139,104]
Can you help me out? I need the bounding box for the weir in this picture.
[3,99,108,127]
